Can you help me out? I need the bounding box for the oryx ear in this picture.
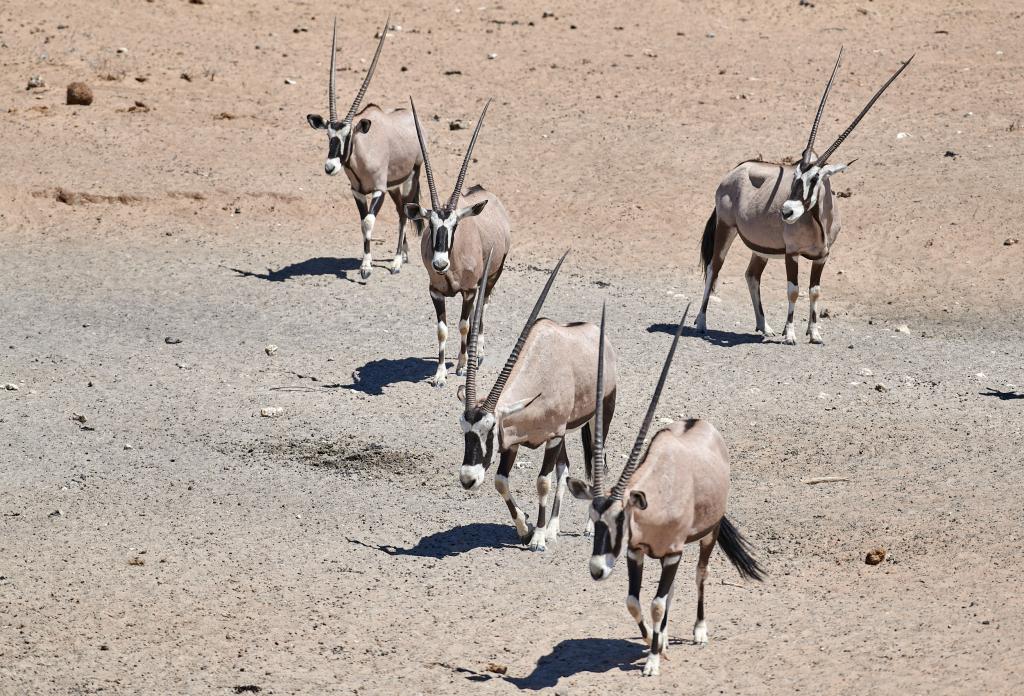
[628,490,648,510]
[567,477,594,500]
[307,114,327,129]
[404,204,429,221]
[456,199,488,220]
[456,384,467,404]
[356,118,372,134]
[820,162,849,178]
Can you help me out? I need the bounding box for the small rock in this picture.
[260,407,284,418]
[180,72,193,82]
[817,392,829,400]
[284,78,296,85]
[175,362,191,370]
[1004,238,1018,246]
[66,82,94,106]
[26,75,45,90]
[874,383,889,393]
[128,556,145,566]
[49,509,63,518]
[487,52,497,60]
[449,119,466,130]
[896,132,910,139]
[164,336,182,344]
[3,383,18,391]
[124,444,133,450]
[865,548,886,565]
[264,344,278,356]
[706,31,716,38]
[895,324,910,334]
[71,413,87,423]
[116,47,128,54]
[858,367,873,377]
[486,662,508,675]
[944,150,958,158]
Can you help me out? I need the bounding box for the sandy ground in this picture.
[2,0,1023,694]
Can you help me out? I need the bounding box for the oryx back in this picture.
[345,104,423,193]
[626,419,729,558]
[495,319,617,449]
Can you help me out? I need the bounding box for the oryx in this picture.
[568,303,765,677]
[695,50,914,344]
[457,251,617,552]
[306,17,424,279]
[404,98,512,387]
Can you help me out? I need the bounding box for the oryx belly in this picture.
[626,420,729,559]
[496,319,617,450]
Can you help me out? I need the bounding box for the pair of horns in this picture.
[465,250,570,416]
[328,15,390,124]
[591,303,691,501]
[803,48,914,169]
[411,97,492,213]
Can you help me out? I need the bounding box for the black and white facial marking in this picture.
[566,479,626,579]
[405,200,489,274]
[457,406,496,490]
[306,116,371,176]
[781,162,849,224]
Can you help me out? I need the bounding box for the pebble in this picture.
[260,407,284,418]
[896,132,910,139]
[26,75,45,90]
[1004,238,1019,246]
[874,383,889,393]
[124,444,133,450]
[116,47,128,54]
[487,53,497,60]
[165,336,182,345]
[265,344,278,356]
[895,324,910,334]
[284,78,296,85]
[66,82,94,106]
[859,367,873,377]
[3,383,18,391]
[865,548,886,565]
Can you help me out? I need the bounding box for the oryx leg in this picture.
[353,189,385,280]
[643,553,682,677]
[744,253,775,337]
[806,260,826,344]
[783,254,800,345]
[547,441,570,542]
[388,173,419,273]
[529,437,563,552]
[696,225,737,333]
[455,291,475,377]
[477,265,502,367]
[693,525,719,645]
[581,420,596,538]
[627,548,653,645]
[494,445,533,544]
[429,290,449,387]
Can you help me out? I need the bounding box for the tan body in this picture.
[697,157,842,345]
[626,420,729,559]
[423,186,511,386]
[344,104,424,278]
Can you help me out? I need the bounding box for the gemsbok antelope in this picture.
[457,251,617,552]
[568,304,765,677]
[404,98,511,388]
[695,50,913,344]
[306,17,424,279]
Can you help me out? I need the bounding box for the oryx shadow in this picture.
[226,256,361,282]
[980,388,1024,400]
[496,638,644,689]
[647,323,765,347]
[343,357,438,395]
[348,522,522,559]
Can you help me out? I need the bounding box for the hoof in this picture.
[642,654,660,677]
[389,266,401,275]
[428,372,447,388]
[360,267,372,280]
[809,332,824,345]
[757,325,776,338]
[693,621,708,645]
[455,366,467,377]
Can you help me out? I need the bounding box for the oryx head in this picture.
[405,98,492,274]
[782,49,914,224]
[455,250,570,490]
[568,303,690,581]
[306,17,389,176]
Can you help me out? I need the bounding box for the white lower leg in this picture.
[360,213,376,274]
[548,461,568,539]
[495,474,530,539]
[456,318,470,375]
[530,472,553,551]
[432,320,448,385]
[807,285,822,343]
[783,281,798,345]
[746,272,774,335]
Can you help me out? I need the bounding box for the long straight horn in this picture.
[802,47,843,166]
[344,15,390,124]
[590,302,608,497]
[447,99,491,211]
[815,54,915,167]
[328,17,339,123]
[409,97,441,211]
[464,250,493,412]
[482,250,570,413]
[610,303,691,501]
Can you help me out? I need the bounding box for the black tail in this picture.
[700,209,717,279]
[717,516,765,582]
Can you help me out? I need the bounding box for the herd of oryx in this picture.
[305,17,912,677]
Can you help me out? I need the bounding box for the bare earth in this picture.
[2,1,1023,694]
